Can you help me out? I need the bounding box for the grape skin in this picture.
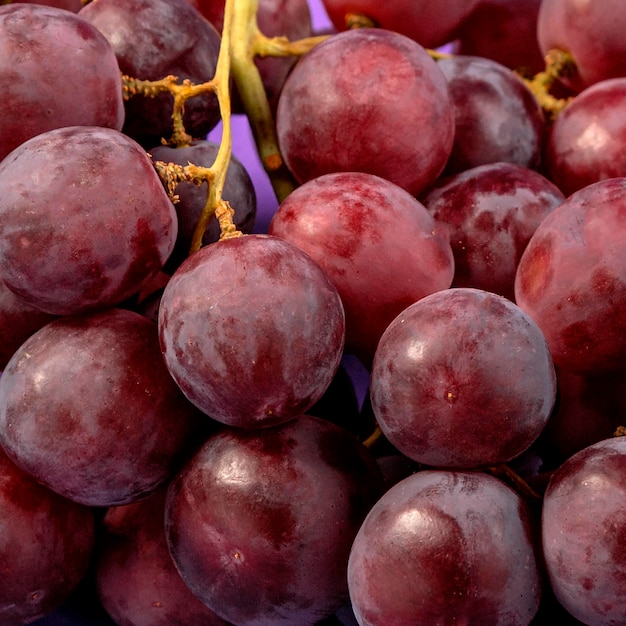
[370,288,556,469]
[0,126,177,316]
[268,171,455,366]
[347,470,542,625]
[165,414,384,625]
[0,3,124,162]
[0,308,203,507]
[158,234,346,429]
[542,437,626,625]
[276,28,455,196]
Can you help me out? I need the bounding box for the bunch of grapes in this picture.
[1,0,626,624]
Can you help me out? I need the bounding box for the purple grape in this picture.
[515,177,626,374]
[542,436,626,624]
[149,139,257,272]
[421,162,565,301]
[276,28,455,196]
[370,288,556,468]
[545,77,626,195]
[158,234,346,428]
[79,0,221,147]
[0,126,177,316]
[347,469,542,625]
[0,3,124,161]
[435,55,546,176]
[0,308,203,507]
[268,171,454,365]
[0,446,94,625]
[165,414,384,624]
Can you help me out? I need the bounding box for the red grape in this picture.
[0,308,203,507]
[421,162,564,301]
[545,77,626,195]
[542,436,626,624]
[158,234,346,428]
[0,3,124,161]
[370,288,556,468]
[276,28,455,196]
[348,469,542,625]
[515,177,626,374]
[0,126,177,316]
[0,446,94,625]
[165,414,384,624]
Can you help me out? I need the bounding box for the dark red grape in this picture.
[268,171,454,365]
[96,486,229,626]
[276,28,455,196]
[11,0,83,11]
[0,446,94,625]
[421,162,564,301]
[542,436,626,624]
[455,0,544,75]
[79,0,222,147]
[537,0,626,91]
[149,139,257,272]
[545,77,626,195]
[435,55,546,176]
[321,0,479,49]
[348,469,542,625]
[0,308,203,507]
[0,3,124,161]
[158,234,346,429]
[514,177,626,374]
[370,288,556,468]
[165,414,384,624]
[0,126,177,316]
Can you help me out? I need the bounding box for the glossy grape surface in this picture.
[542,436,626,624]
[0,3,124,161]
[0,447,94,626]
[276,28,455,196]
[165,414,384,625]
[515,177,626,374]
[545,77,626,195]
[79,0,222,147]
[269,171,454,365]
[348,470,542,625]
[370,288,556,468]
[0,126,177,316]
[421,162,564,301]
[436,55,545,176]
[159,234,346,428]
[0,308,202,507]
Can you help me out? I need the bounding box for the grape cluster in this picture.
[1,0,626,625]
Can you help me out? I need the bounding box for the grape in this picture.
[537,0,626,91]
[0,125,177,316]
[545,77,626,195]
[321,0,479,49]
[0,446,94,626]
[514,177,626,374]
[165,414,384,625]
[149,139,257,273]
[79,0,222,147]
[435,55,546,176]
[158,234,346,428]
[275,28,455,196]
[421,162,565,301]
[268,171,454,365]
[542,436,626,624]
[347,469,542,625]
[0,3,124,161]
[370,288,556,469]
[11,0,83,11]
[0,308,203,507]
[96,486,229,626]
[455,0,544,75]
